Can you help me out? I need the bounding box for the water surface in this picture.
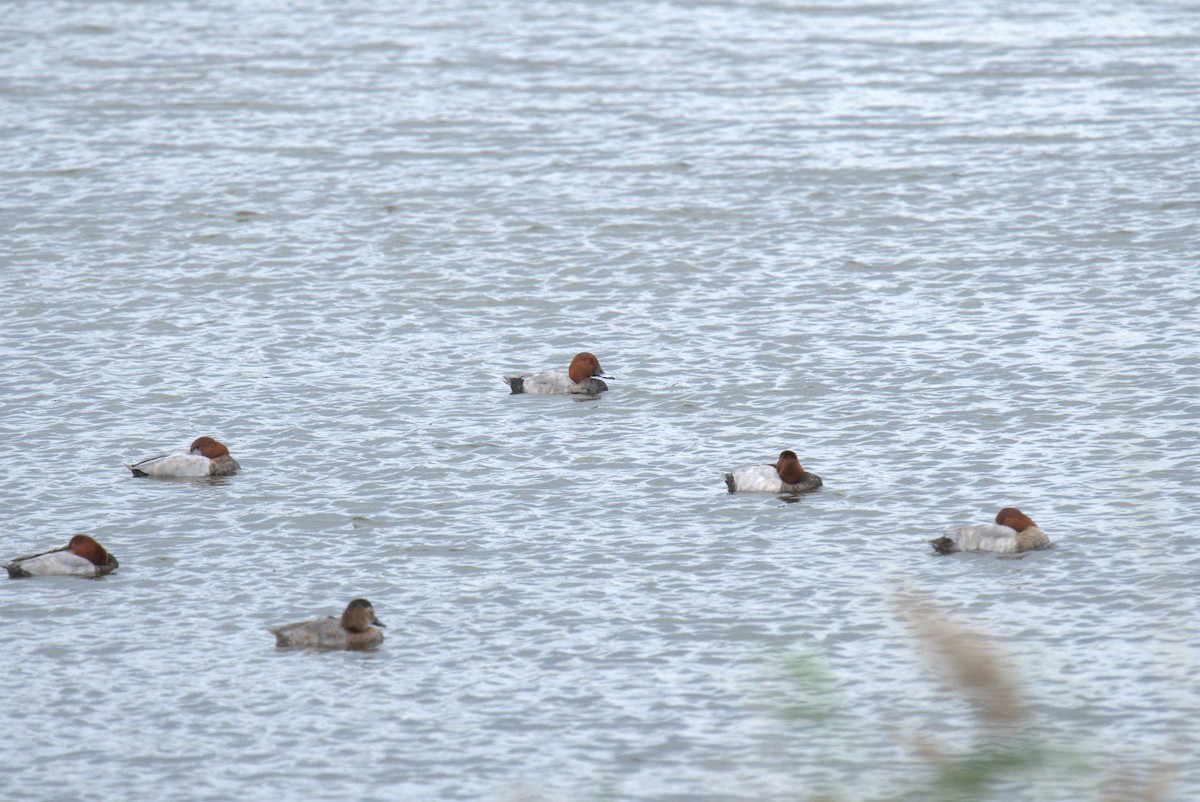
[2,1,1198,799]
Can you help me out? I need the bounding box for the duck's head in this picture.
[341,598,385,632]
[995,507,1037,531]
[568,352,609,383]
[774,450,808,485]
[189,436,231,459]
[68,534,113,567]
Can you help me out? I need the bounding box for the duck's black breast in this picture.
[782,472,822,493]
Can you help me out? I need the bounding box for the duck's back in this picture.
[515,370,573,394]
[271,617,341,647]
[129,453,213,477]
[948,523,1022,553]
[6,549,102,578]
[726,464,783,492]
[270,617,383,649]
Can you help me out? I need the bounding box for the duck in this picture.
[269,598,386,650]
[5,534,119,578]
[929,507,1051,554]
[504,352,610,395]
[725,450,823,493]
[127,436,240,477]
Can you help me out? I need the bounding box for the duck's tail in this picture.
[929,537,958,555]
[723,473,736,493]
[504,377,525,394]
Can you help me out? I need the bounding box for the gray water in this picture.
[2,1,1199,800]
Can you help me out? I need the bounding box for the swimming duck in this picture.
[930,507,1051,554]
[5,534,119,578]
[725,450,823,493]
[269,598,386,650]
[504,352,610,395]
[127,436,240,477]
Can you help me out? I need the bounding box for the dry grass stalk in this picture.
[898,595,1024,728]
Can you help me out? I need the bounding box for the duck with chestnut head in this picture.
[504,352,611,396]
[930,507,1051,554]
[127,436,240,477]
[725,450,823,493]
[5,534,119,578]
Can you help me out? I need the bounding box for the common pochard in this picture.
[127,436,240,477]
[269,598,386,650]
[5,534,119,578]
[930,507,1051,554]
[725,450,823,493]
[504,352,610,396]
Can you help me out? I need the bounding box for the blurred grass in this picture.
[516,594,1177,802]
[778,649,839,727]
[769,594,1178,802]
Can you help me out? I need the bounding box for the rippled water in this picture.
[2,1,1198,800]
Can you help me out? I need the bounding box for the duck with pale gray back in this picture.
[127,436,240,477]
[930,507,1051,554]
[5,534,119,578]
[504,352,610,396]
[725,450,823,493]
